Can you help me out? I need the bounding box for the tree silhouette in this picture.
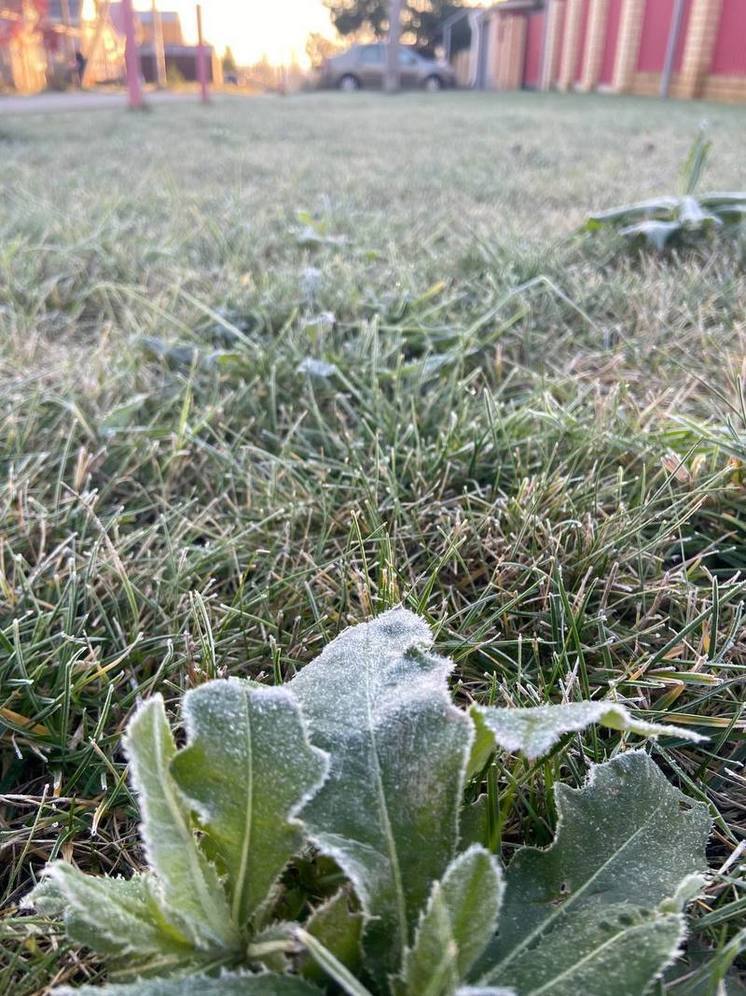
[324,0,465,56]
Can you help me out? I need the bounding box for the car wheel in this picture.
[424,75,443,92]
[338,74,361,91]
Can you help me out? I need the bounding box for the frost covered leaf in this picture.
[459,795,490,850]
[53,972,322,995]
[124,695,237,950]
[620,219,682,251]
[476,751,710,995]
[401,845,503,996]
[288,608,473,983]
[455,989,515,996]
[26,866,191,959]
[301,889,364,983]
[471,700,705,763]
[170,680,327,928]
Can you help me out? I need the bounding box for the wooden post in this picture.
[385,0,402,92]
[60,0,76,63]
[196,3,209,103]
[151,0,167,88]
[122,0,143,108]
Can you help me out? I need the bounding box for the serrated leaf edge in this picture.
[401,844,504,995]
[471,700,705,764]
[478,750,709,988]
[123,694,237,950]
[176,680,329,928]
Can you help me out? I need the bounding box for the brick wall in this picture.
[478,0,746,103]
[703,0,746,100]
[710,0,746,75]
[558,0,584,89]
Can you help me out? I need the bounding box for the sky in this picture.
[137,0,334,66]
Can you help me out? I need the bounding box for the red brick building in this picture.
[449,0,746,102]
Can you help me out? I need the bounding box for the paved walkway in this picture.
[0,90,216,116]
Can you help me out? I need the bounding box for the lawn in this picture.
[1,90,746,993]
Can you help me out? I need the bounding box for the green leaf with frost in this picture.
[296,929,373,996]
[53,972,322,995]
[459,795,490,850]
[26,866,191,959]
[288,607,474,984]
[170,680,327,929]
[476,751,710,994]
[302,889,364,983]
[245,921,297,973]
[400,845,504,996]
[124,696,238,950]
[471,699,705,764]
[492,904,686,996]
[620,220,682,251]
[455,990,515,995]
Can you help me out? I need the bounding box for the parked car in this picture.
[318,43,456,91]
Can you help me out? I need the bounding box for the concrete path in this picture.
[0,89,216,116]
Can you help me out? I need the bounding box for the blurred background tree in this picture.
[305,32,344,69]
[323,0,465,56]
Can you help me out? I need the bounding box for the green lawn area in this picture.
[1,90,746,993]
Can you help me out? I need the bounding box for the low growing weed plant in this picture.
[28,609,712,996]
[586,131,746,251]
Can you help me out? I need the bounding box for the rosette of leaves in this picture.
[26,610,711,995]
[26,682,330,994]
[287,609,710,996]
[585,132,746,251]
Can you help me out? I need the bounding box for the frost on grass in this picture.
[476,751,710,995]
[288,607,474,984]
[296,357,338,379]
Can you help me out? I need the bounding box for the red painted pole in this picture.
[122,0,143,109]
[196,4,209,103]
